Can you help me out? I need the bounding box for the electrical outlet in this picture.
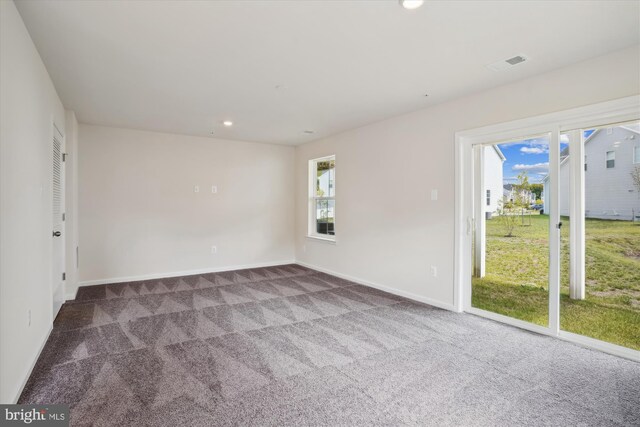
[211,246,217,254]
[194,185,200,193]
[431,189,438,201]
[430,266,437,277]
[211,185,217,194]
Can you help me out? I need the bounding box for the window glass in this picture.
[309,156,336,239]
[316,160,334,197]
[606,151,615,168]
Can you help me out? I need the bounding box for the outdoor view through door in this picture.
[559,122,640,350]
[472,135,551,327]
[470,122,640,352]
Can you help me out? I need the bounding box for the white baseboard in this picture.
[11,324,53,404]
[65,287,78,301]
[76,260,297,288]
[295,261,457,312]
[74,259,456,313]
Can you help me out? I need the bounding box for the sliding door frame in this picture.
[454,95,640,361]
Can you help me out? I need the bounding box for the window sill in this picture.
[306,235,337,244]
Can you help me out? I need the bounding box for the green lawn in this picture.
[472,214,640,350]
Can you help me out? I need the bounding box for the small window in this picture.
[606,151,615,169]
[308,155,335,240]
[634,146,640,164]
[486,190,491,206]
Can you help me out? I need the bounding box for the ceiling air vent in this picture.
[486,54,529,71]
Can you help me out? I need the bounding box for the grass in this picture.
[472,213,640,350]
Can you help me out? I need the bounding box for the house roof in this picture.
[492,145,507,162]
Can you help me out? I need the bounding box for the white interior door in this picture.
[52,131,65,317]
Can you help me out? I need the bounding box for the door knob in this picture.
[52,231,62,237]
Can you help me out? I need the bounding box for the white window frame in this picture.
[308,155,336,242]
[454,95,640,361]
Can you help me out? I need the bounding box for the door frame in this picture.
[51,121,65,318]
[454,95,640,361]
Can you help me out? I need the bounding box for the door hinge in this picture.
[62,272,66,281]
[62,212,65,221]
[62,153,67,162]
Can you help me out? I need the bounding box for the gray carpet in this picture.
[19,264,640,426]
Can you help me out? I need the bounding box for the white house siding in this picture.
[483,145,505,215]
[545,126,640,220]
[316,168,335,218]
[317,168,334,197]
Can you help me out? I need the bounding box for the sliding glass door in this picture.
[559,122,640,351]
[471,135,551,327]
[458,97,640,358]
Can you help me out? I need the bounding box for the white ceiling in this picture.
[15,0,640,145]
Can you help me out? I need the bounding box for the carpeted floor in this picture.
[19,264,640,426]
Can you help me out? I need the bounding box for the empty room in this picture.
[1,0,639,425]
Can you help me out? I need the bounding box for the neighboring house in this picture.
[543,125,640,220]
[483,145,505,215]
[316,167,335,220]
[316,168,334,197]
[502,184,535,205]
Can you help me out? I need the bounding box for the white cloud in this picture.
[520,147,546,154]
[512,162,549,172]
[560,134,570,143]
[525,137,549,147]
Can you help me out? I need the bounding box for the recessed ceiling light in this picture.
[400,0,424,10]
[223,120,233,127]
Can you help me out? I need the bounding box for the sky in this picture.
[497,130,594,184]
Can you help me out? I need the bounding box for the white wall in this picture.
[294,45,640,309]
[0,0,66,403]
[77,125,295,284]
